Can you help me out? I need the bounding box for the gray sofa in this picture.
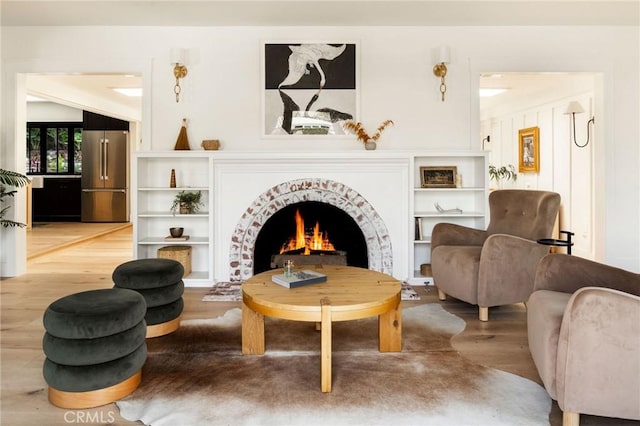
[527,254,640,426]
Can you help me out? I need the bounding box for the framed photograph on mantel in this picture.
[262,42,358,137]
[420,166,458,188]
[518,126,540,172]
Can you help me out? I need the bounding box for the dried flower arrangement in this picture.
[343,120,394,143]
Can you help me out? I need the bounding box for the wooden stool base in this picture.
[48,370,141,409]
[146,315,181,338]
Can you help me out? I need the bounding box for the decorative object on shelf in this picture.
[488,164,517,189]
[0,168,30,228]
[518,126,540,172]
[420,166,457,188]
[171,48,188,103]
[174,118,191,150]
[432,45,450,102]
[170,169,177,188]
[201,140,220,150]
[435,202,463,214]
[414,217,423,240]
[420,263,432,277]
[564,101,595,148]
[169,227,184,238]
[263,42,356,136]
[171,190,203,215]
[158,245,192,276]
[343,120,394,150]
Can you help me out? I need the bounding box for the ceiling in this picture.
[2,0,638,27]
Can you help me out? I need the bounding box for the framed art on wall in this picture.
[518,126,540,172]
[420,166,458,188]
[262,42,358,137]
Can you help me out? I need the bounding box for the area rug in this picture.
[202,281,421,302]
[116,304,550,425]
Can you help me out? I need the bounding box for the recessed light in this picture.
[112,88,142,97]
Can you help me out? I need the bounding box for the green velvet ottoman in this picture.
[112,258,185,338]
[42,288,147,409]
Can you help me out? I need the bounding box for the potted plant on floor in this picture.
[0,169,30,228]
[171,190,204,214]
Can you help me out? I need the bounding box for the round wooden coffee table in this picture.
[241,265,402,392]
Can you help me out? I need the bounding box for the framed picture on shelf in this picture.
[262,42,358,137]
[420,166,458,188]
[518,126,540,172]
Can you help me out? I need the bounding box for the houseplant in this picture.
[488,164,517,189]
[0,169,30,228]
[343,120,394,150]
[171,190,204,214]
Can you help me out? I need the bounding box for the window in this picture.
[27,122,82,175]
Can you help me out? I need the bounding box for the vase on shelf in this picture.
[364,140,377,150]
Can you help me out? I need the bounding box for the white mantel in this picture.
[211,151,411,282]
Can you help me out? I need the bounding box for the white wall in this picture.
[481,90,596,259]
[1,25,639,275]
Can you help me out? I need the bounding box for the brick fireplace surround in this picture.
[229,178,393,281]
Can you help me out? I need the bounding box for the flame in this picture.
[280,209,336,254]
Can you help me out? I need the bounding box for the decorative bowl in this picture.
[169,227,184,238]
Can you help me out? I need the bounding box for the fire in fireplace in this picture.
[253,201,368,274]
[279,209,336,254]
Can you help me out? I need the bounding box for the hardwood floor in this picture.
[1,227,637,425]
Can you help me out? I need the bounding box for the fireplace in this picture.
[228,177,395,281]
[253,201,368,274]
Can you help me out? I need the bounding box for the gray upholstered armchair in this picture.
[431,189,560,321]
[527,254,640,426]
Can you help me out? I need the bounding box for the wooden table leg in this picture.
[320,298,332,393]
[242,302,265,355]
[379,301,402,352]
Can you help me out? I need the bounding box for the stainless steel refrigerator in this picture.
[81,130,128,222]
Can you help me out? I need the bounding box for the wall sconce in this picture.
[170,48,188,103]
[482,135,491,150]
[432,46,450,102]
[564,101,595,148]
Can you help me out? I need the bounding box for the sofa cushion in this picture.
[112,258,184,289]
[43,288,146,339]
[527,289,571,400]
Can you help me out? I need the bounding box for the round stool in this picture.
[113,258,185,338]
[42,288,147,409]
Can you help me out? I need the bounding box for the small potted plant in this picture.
[488,164,518,189]
[171,190,204,214]
[343,120,394,150]
[0,169,30,228]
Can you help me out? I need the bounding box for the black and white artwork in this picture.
[263,42,357,137]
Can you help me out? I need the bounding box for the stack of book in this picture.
[271,270,327,288]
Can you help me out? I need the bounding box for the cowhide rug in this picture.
[117,304,551,426]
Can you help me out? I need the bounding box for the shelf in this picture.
[139,187,209,191]
[414,211,484,218]
[138,237,209,245]
[411,152,488,278]
[138,211,209,217]
[414,187,484,192]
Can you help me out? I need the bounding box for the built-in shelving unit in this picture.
[409,152,489,285]
[133,152,214,285]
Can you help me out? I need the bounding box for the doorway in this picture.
[478,72,599,260]
[24,73,142,262]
